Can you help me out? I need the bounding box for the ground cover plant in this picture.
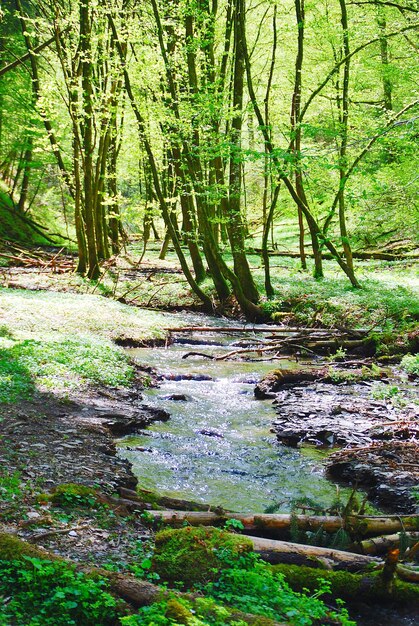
[0,288,172,401]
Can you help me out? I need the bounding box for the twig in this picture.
[28,524,91,541]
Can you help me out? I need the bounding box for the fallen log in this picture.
[249,248,419,261]
[248,535,380,571]
[145,510,419,538]
[396,564,419,584]
[165,324,291,333]
[119,487,224,513]
[272,563,419,604]
[356,532,419,556]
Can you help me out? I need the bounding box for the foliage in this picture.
[120,596,248,626]
[49,483,101,509]
[400,354,419,377]
[260,269,419,330]
[223,519,245,533]
[0,472,24,519]
[204,563,354,626]
[0,342,35,402]
[0,557,119,626]
[148,527,354,625]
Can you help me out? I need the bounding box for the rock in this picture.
[161,373,214,382]
[327,441,418,513]
[26,511,41,520]
[198,429,224,438]
[161,394,191,401]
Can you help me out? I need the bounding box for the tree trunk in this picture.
[291,0,308,272]
[80,0,100,279]
[227,0,259,304]
[249,536,380,572]
[337,0,359,286]
[377,7,393,111]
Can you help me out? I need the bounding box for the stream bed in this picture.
[117,315,358,513]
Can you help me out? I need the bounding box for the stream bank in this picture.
[256,369,418,513]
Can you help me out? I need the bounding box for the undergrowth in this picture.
[0,336,133,402]
[0,557,119,626]
[400,354,419,376]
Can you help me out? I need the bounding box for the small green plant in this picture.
[0,471,22,503]
[371,383,401,400]
[223,518,245,533]
[327,347,347,362]
[0,325,13,339]
[0,557,118,626]
[50,484,100,509]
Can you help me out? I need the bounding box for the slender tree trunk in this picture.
[16,135,33,214]
[291,0,308,271]
[377,7,393,111]
[262,184,280,298]
[80,0,100,279]
[183,9,229,297]
[227,0,259,303]
[338,0,359,286]
[169,147,206,283]
[108,14,213,310]
[240,6,358,287]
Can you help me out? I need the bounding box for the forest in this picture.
[0,0,418,625]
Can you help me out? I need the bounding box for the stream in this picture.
[116,313,417,625]
[117,314,357,513]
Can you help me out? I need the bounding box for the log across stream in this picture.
[116,314,372,513]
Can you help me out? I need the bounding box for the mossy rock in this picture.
[50,483,101,508]
[152,526,253,587]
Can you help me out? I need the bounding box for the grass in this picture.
[255,256,419,329]
[0,288,172,402]
[131,245,418,331]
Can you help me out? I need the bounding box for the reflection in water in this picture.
[117,318,357,513]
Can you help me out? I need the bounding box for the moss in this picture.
[50,483,100,508]
[0,533,59,562]
[136,487,161,509]
[152,527,253,587]
[271,563,419,604]
[165,598,192,624]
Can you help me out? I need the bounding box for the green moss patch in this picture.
[152,527,253,586]
[49,483,102,509]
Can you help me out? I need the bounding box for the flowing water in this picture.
[117,313,356,513]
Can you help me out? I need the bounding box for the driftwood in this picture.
[181,333,374,361]
[145,510,419,538]
[167,325,371,335]
[0,242,74,273]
